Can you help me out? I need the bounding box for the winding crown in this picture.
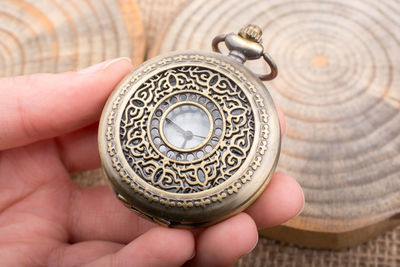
[239,24,263,44]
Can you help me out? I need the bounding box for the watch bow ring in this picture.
[99,24,281,227]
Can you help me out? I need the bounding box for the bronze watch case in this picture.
[98,25,281,228]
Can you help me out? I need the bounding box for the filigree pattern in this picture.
[120,66,255,193]
[102,53,273,210]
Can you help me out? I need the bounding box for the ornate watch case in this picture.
[99,25,281,228]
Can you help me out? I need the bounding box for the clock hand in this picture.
[165,118,186,134]
[181,139,188,149]
[192,134,206,139]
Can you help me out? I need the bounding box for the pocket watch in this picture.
[99,25,281,228]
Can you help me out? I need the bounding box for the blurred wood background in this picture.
[0,0,145,76]
[148,0,400,249]
[2,0,400,251]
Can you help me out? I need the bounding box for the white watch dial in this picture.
[163,104,210,149]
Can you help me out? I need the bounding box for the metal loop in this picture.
[257,52,278,81]
[212,34,278,81]
[212,34,227,53]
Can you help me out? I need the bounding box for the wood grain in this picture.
[0,0,145,77]
[136,0,188,51]
[148,0,400,248]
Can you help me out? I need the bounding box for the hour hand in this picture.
[165,118,186,134]
[181,139,188,149]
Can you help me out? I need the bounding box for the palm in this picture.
[0,132,156,266]
[0,140,75,265]
[0,59,303,267]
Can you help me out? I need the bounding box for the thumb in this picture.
[0,57,133,150]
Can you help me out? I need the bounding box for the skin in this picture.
[0,58,304,267]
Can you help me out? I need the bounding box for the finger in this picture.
[48,241,123,267]
[276,104,286,136]
[245,172,304,229]
[66,173,302,243]
[55,122,100,172]
[185,213,258,267]
[84,227,195,267]
[68,186,156,243]
[0,57,133,150]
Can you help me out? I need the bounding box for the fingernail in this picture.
[101,57,132,70]
[294,187,305,218]
[246,234,259,254]
[78,57,132,74]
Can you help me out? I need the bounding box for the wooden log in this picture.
[148,0,400,249]
[0,0,145,77]
[136,0,188,51]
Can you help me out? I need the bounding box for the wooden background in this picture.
[148,0,400,248]
[0,0,145,76]
[1,0,400,249]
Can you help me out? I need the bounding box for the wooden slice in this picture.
[149,0,400,248]
[136,0,188,50]
[0,0,145,77]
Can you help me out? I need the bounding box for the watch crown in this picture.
[239,24,263,44]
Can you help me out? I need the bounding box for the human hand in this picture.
[0,58,304,267]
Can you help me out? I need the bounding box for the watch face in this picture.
[149,91,224,163]
[163,104,211,150]
[99,51,281,227]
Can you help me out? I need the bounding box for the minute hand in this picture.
[165,118,186,134]
[192,134,206,139]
